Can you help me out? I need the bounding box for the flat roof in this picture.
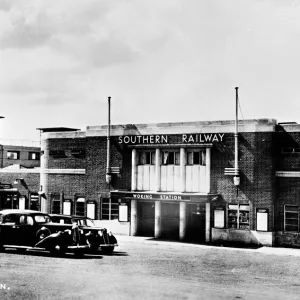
[37,127,80,133]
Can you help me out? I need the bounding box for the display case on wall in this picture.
[228,204,250,229]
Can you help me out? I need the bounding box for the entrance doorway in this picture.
[186,203,206,243]
[137,201,155,237]
[161,202,179,240]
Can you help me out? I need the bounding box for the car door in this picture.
[17,215,37,246]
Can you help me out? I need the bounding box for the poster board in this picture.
[214,208,225,228]
[119,204,128,222]
[256,209,268,231]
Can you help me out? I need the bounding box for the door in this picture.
[161,202,179,240]
[186,203,206,243]
[0,213,20,245]
[137,201,155,237]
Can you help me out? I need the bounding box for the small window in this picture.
[138,151,155,165]
[162,151,180,165]
[187,150,206,165]
[228,204,250,229]
[28,152,40,160]
[7,151,19,160]
[285,205,299,232]
[49,150,66,158]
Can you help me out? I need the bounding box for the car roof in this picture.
[0,209,49,216]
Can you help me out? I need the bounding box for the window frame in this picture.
[227,204,250,230]
[28,152,40,160]
[284,204,299,232]
[186,150,206,166]
[138,151,156,165]
[7,151,20,160]
[101,197,119,220]
[162,150,180,165]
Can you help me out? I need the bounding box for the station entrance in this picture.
[137,201,155,237]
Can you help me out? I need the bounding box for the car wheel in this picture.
[36,228,51,241]
[101,246,114,255]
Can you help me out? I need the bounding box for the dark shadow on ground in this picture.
[144,237,262,249]
[2,248,103,259]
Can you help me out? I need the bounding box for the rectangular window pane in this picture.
[193,151,200,164]
[285,205,299,231]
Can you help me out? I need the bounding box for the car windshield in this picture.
[34,215,51,223]
[76,218,95,227]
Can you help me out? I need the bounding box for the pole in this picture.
[234,87,238,173]
[106,97,112,184]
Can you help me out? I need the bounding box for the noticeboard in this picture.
[119,204,128,222]
[256,209,268,231]
[214,208,225,229]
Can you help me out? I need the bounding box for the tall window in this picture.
[76,198,85,216]
[101,198,119,220]
[284,205,299,232]
[138,151,155,165]
[187,150,206,165]
[162,151,180,165]
[51,194,61,214]
[7,151,20,160]
[228,204,250,229]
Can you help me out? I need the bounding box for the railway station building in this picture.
[38,118,300,248]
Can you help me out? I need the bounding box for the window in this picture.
[49,150,66,158]
[3,214,18,225]
[28,152,40,160]
[7,151,19,160]
[284,205,299,232]
[76,198,85,216]
[162,151,180,165]
[101,198,119,220]
[228,204,250,229]
[138,151,155,165]
[51,195,61,214]
[187,150,206,165]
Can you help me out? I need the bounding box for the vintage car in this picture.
[0,209,116,257]
[49,214,118,254]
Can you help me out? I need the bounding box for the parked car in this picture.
[0,209,110,257]
[49,214,118,254]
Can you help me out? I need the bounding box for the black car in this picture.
[0,210,114,257]
[49,214,118,254]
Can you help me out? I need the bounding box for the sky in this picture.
[0,0,300,142]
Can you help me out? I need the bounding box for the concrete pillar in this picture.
[205,148,211,193]
[132,149,138,191]
[205,202,211,243]
[154,201,162,238]
[179,202,187,241]
[155,149,161,192]
[130,199,138,236]
[180,148,186,192]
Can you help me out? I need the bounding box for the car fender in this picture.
[35,231,66,248]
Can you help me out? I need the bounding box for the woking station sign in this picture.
[118,133,225,145]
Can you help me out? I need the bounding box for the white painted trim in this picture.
[276,171,300,177]
[40,169,86,175]
[0,169,40,174]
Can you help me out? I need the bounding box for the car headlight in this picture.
[98,230,103,237]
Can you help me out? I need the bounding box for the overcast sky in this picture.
[0,0,300,141]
